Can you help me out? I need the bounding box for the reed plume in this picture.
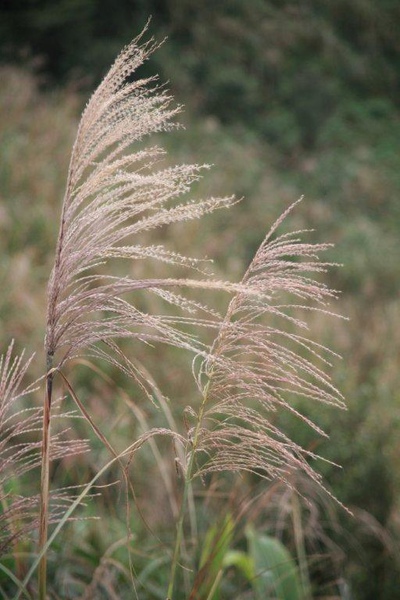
[193,201,345,485]
[0,343,39,558]
[45,34,237,370]
[0,342,86,562]
[38,29,345,598]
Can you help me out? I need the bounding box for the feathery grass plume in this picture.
[0,344,37,476]
[45,32,238,370]
[0,342,39,557]
[0,342,87,559]
[167,203,345,596]
[39,30,345,598]
[191,201,346,487]
[40,30,238,598]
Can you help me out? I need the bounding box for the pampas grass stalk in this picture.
[34,28,345,597]
[38,359,53,598]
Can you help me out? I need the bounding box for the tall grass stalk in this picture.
[291,492,313,599]
[167,380,211,598]
[37,357,53,599]
[21,28,345,596]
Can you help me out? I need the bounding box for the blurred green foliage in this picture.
[1,1,400,154]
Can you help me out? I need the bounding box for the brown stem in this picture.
[38,353,54,600]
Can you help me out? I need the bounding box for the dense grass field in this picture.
[0,53,400,598]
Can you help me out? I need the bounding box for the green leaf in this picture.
[246,526,303,600]
[190,514,234,600]
[223,549,255,581]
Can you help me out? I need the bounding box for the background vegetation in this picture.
[0,1,399,598]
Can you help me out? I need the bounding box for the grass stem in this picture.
[167,382,210,599]
[38,355,53,600]
[292,493,312,600]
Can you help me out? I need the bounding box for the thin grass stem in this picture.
[37,354,54,600]
[291,493,312,600]
[167,380,211,599]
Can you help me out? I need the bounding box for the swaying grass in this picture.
[0,30,346,599]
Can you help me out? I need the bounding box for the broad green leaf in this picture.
[246,526,303,600]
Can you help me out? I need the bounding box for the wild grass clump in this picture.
[1,30,346,599]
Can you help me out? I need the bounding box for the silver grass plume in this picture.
[45,33,239,370]
[191,202,346,487]
[40,32,240,595]
[39,31,346,597]
[0,343,40,557]
[0,343,87,554]
[43,31,345,487]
